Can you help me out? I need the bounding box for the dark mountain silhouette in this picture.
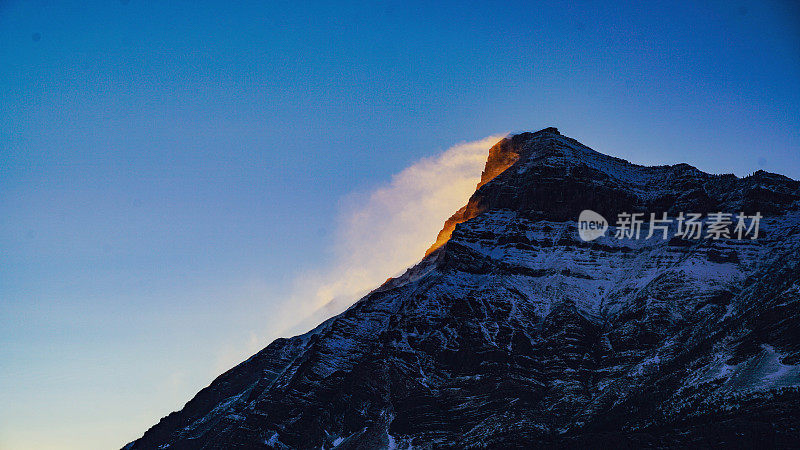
[126,128,800,449]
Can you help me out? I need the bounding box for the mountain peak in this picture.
[127,131,800,450]
[427,129,800,254]
[530,126,560,136]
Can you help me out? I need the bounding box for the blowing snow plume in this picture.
[273,134,505,338]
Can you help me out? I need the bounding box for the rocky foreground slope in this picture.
[127,128,800,448]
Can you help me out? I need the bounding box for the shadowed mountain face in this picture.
[127,129,800,449]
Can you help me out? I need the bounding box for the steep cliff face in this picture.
[425,132,522,256]
[126,128,800,449]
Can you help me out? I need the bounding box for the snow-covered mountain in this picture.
[126,128,800,448]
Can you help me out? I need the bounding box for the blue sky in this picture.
[1,0,799,448]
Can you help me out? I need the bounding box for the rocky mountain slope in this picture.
[126,128,800,449]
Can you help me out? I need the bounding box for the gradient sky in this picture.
[1,0,799,448]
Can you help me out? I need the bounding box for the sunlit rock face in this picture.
[425,132,522,256]
[126,129,800,449]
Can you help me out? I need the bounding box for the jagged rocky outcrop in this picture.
[126,128,800,449]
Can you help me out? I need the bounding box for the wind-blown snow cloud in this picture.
[271,134,505,338]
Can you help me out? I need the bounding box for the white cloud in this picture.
[268,134,505,338]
